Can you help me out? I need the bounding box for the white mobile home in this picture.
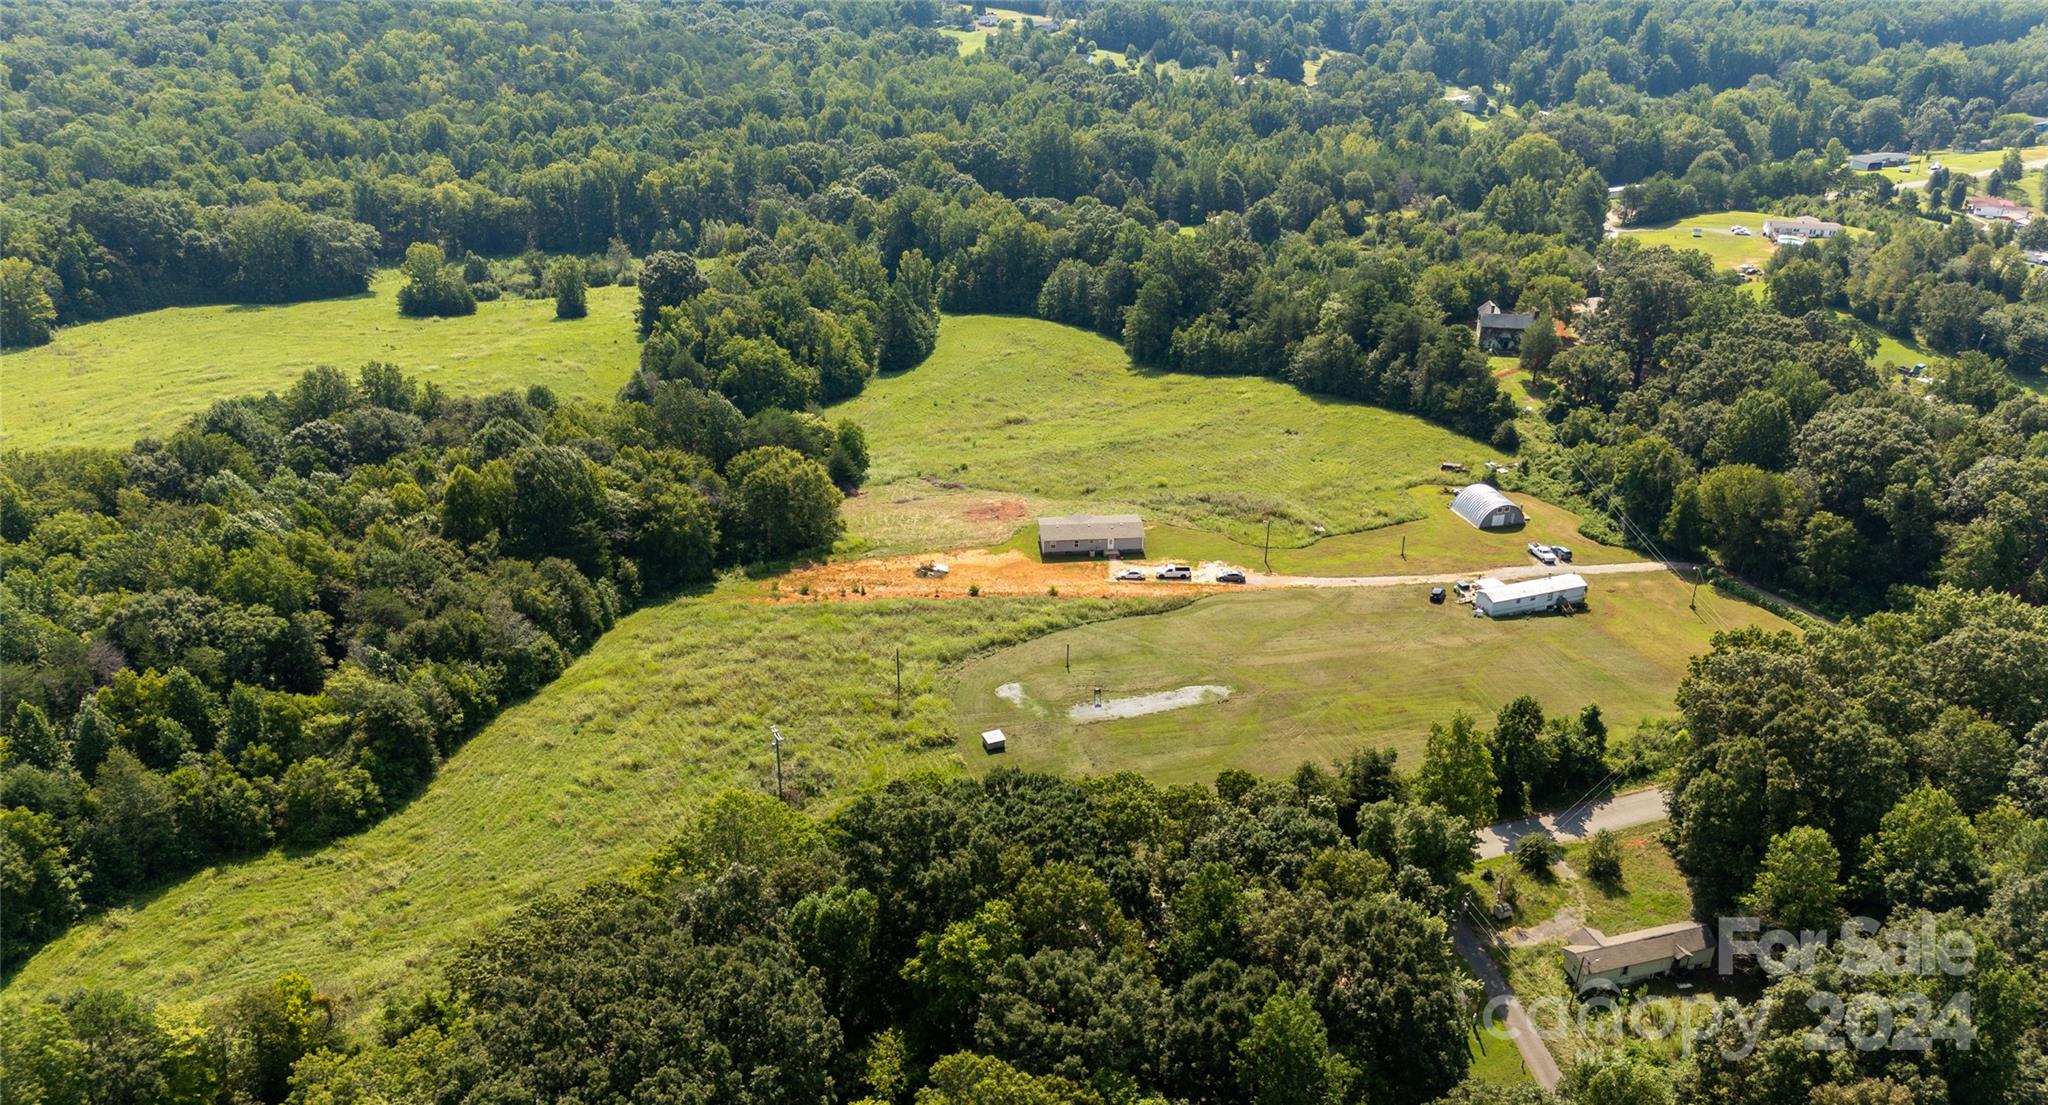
[1562,922,1715,991]
[1474,573,1587,617]
[1038,514,1145,558]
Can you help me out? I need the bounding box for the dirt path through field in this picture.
[767,548,1692,603]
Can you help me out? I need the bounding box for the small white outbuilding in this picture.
[1474,573,1587,617]
[981,729,1007,754]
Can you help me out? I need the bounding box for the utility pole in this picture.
[1264,517,1272,571]
[1065,643,1070,672]
[771,724,785,801]
[894,648,902,715]
[1400,534,1407,561]
[1690,566,1700,611]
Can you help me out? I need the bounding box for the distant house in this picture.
[1474,300,1536,355]
[1446,91,1476,109]
[1449,484,1525,530]
[1031,16,1059,31]
[1038,514,1144,558]
[1967,195,2032,223]
[1761,216,1843,241]
[974,12,999,27]
[1562,922,1715,992]
[1474,573,1586,617]
[1847,151,1910,171]
[2024,249,2048,268]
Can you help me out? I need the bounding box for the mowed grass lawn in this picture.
[953,573,1789,785]
[1,272,639,451]
[1883,144,2048,188]
[1136,485,1640,577]
[834,315,1506,550]
[4,591,1169,1008]
[1615,210,1785,271]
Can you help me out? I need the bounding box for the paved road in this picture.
[1250,558,1695,590]
[1454,914,1562,1091]
[1476,785,1670,859]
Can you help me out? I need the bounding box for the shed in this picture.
[1847,151,1909,171]
[1449,484,1525,530]
[981,729,1007,754]
[1474,573,1586,617]
[1562,922,1715,991]
[1038,514,1145,558]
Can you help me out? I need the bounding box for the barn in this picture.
[1474,573,1587,617]
[1449,484,1526,530]
[1038,514,1145,558]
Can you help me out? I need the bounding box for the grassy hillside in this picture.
[4,590,1168,1008]
[835,315,1506,551]
[1,273,639,451]
[953,572,1789,784]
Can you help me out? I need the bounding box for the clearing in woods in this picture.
[1,592,1171,1010]
[833,315,1513,553]
[0,272,640,450]
[953,573,1792,784]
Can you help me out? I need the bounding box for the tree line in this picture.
[0,240,897,963]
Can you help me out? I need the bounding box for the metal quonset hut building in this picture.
[1475,573,1588,617]
[1449,484,1525,530]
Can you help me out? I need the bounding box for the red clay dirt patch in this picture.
[763,548,1230,602]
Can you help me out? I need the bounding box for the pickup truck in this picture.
[1526,542,1558,565]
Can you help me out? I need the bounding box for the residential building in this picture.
[1473,573,1587,617]
[1474,300,1536,355]
[1846,151,1910,171]
[1562,922,1715,991]
[1038,514,1145,558]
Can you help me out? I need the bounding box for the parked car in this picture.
[1551,544,1574,562]
[1731,225,1751,236]
[1690,227,1702,238]
[1430,586,1446,604]
[1216,569,1247,584]
[1157,565,1193,580]
[1527,542,1557,565]
[1454,580,1474,597]
[1114,568,1146,581]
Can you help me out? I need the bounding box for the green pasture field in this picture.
[3,591,1169,1009]
[833,314,1509,551]
[1001,485,1641,578]
[1614,210,1788,271]
[1874,144,2048,188]
[1,272,639,451]
[951,574,1790,786]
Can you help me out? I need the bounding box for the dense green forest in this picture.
[9,1,2048,1103]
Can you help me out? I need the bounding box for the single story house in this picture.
[1967,195,2032,223]
[1847,151,1910,171]
[1449,484,1525,530]
[1562,922,1715,992]
[1474,573,1587,617]
[1474,300,1536,355]
[1038,514,1145,558]
[974,13,999,27]
[1762,216,1843,241]
[2023,249,2048,269]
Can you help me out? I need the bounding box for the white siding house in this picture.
[1562,922,1715,991]
[1474,573,1587,617]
